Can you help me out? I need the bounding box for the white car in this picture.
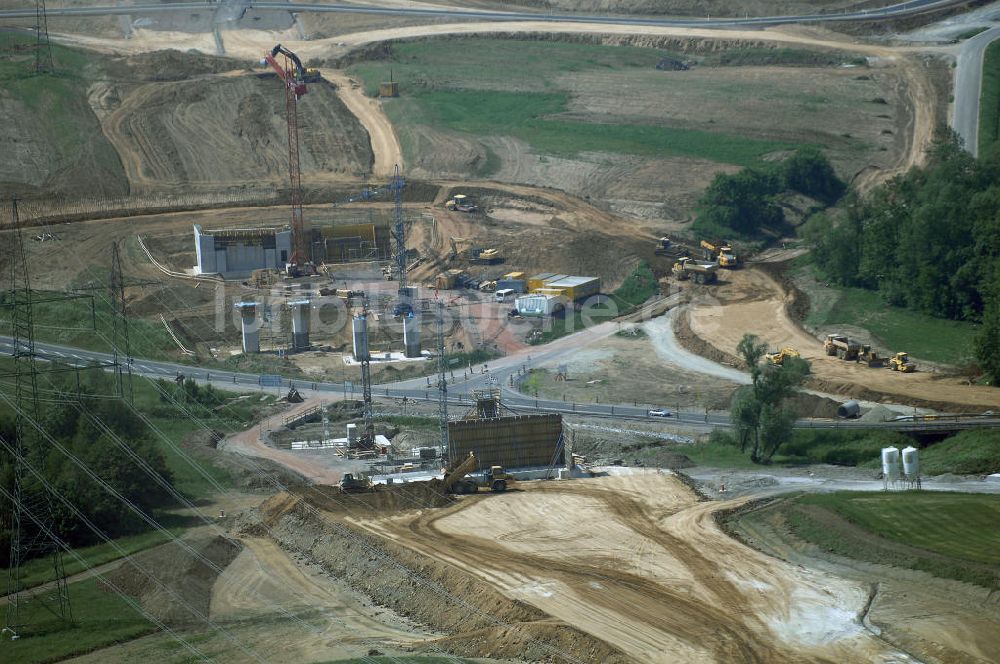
[647,409,671,418]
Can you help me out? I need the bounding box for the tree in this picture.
[975,296,1000,385]
[695,168,785,238]
[731,334,810,463]
[782,148,845,205]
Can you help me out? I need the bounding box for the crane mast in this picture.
[263,44,310,273]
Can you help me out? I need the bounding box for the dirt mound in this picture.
[428,621,631,663]
[298,483,455,515]
[111,50,248,81]
[786,392,840,419]
[101,74,372,190]
[99,534,242,626]
[250,498,629,661]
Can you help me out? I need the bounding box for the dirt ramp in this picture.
[255,497,631,662]
[99,534,243,626]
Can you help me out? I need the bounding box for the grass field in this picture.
[800,267,978,365]
[0,289,180,362]
[350,38,816,171]
[771,491,1000,588]
[0,33,126,196]
[4,577,156,662]
[980,39,1000,154]
[10,529,180,590]
[323,658,477,664]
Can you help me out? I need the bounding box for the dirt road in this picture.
[686,268,999,409]
[219,397,348,485]
[323,70,404,178]
[354,472,912,663]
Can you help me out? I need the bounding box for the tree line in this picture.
[0,372,176,568]
[803,135,1000,382]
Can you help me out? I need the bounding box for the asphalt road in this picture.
[0,0,973,27]
[3,336,997,433]
[953,25,1000,155]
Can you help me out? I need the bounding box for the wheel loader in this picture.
[888,352,916,373]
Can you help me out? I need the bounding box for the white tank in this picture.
[881,446,900,479]
[902,446,919,477]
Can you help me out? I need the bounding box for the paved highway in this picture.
[0,0,974,27]
[2,336,997,433]
[953,25,1000,155]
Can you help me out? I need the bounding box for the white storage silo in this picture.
[902,446,919,477]
[881,446,900,480]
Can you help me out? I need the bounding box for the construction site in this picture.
[1,2,1000,664]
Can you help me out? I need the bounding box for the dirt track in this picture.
[686,268,999,409]
[322,70,404,178]
[353,472,910,663]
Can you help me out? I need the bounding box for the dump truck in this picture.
[824,334,861,361]
[339,473,374,493]
[442,452,508,494]
[765,347,800,366]
[671,257,718,284]
[445,194,478,213]
[888,352,916,373]
[700,240,739,268]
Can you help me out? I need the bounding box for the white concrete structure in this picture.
[235,302,260,354]
[194,224,292,278]
[289,299,311,351]
[403,312,421,358]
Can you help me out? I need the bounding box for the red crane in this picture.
[263,44,310,275]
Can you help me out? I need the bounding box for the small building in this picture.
[515,293,564,317]
[526,273,601,301]
[194,224,292,279]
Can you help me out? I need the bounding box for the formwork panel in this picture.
[448,414,562,470]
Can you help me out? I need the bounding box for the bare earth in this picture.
[686,268,1000,409]
[354,472,912,663]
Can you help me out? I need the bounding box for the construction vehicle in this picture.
[445,194,478,213]
[248,268,279,289]
[442,452,479,494]
[479,280,497,292]
[765,347,800,366]
[441,452,508,494]
[303,67,322,83]
[449,237,471,260]
[671,257,718,284]
[381,265,394,281]
[824,334,861,361]
[700,240,739,268]
[263,44,312,275]
[859,344,888,368]
[339,473,374,494]
[888,352,916,373]
[654,237,687,258]
[473,248,503,265]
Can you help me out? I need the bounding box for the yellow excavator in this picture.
[442,452,509,494]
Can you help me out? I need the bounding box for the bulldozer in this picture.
[888,352,916,373]
[765,347,800,366]
[445,194,478,213]
[858,344,888,368]
[339,472,374,494]
[824,334,861,361]
[442,452,509,494]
